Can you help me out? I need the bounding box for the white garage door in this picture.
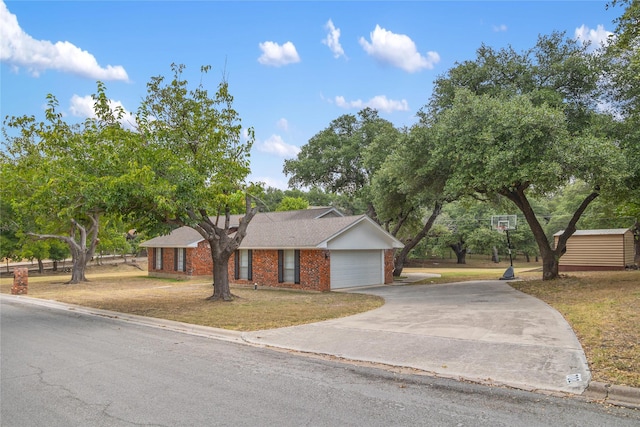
[330,250,383,289]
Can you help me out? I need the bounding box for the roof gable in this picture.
[321,216,404,249]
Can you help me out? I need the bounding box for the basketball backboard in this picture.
[491,215,517,232]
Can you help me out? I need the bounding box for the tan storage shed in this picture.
[554,228,636,272]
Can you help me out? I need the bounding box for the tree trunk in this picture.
[37,259,44,274]
[53,260,58,271]
[393,202,442,276]
[450,241,466,264]
[195,195,259,301]
[500,184,598,281]
[541,247,559,281]
[28,214,100,285]
[634,221,640,265]
[210,248,233,301]
[69,249,89,283]
[491,246,500,263]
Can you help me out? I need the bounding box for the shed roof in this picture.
[553,228,631,237]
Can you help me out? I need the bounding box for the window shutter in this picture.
[248,250,253,281]
[153,249,157,269]
[155,248,164,270]
[174,248,178,271]
[234,250,240,280]
[294,250,300,284]
[181,249,187,272]
[278,250,284,283]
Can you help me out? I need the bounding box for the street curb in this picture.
[583,381,640,409]
[4,294,639,410]
[0,294,244,344]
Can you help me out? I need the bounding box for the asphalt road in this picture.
[2,298,639,427]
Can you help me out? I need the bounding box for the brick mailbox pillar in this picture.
[11,268,28,295]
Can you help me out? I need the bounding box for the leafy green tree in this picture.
[605,0,640,262]
[283,108,397,219]
[258,187,284,212]
[20,239,51,274]
[276,196,309,212]
[1,86,132,283]
[426,33,628,280]
[48,240,69,271]
[430,88,625,280]
[0,198,21,272]
[370,125,446,275]
[126,64,258,301]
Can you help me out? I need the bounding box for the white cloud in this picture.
[322,19,346,59]
[493,24,508,32]
[69,94,136,129]
[575,24,614,52]
[359,25,439,73]
[258,41,300,67]
[276,118,289,131]
[257,134,300,157]
[333,95,409,113]
[0,0,128,81]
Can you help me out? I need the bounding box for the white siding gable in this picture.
[326,220,394,250]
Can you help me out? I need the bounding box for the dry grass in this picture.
[510,270,640,388]
[0,263,383,331]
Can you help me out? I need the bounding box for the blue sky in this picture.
[1,1,619,189]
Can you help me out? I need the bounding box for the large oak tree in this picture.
[430,89,625,280]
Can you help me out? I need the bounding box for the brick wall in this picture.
[384,249,395,284]
[149,246,393,291]
[148,242,213,279]
[300,250,331,291]
[189,242,213,276]
[230,249,331,292]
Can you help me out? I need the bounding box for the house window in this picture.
[234,249,252,280]
[155,248,163,270]
[174,248,186,272]
[278,249,300,284]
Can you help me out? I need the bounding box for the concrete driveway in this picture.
[243,279,591,395]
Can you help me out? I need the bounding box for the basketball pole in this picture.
[505,229,513,267]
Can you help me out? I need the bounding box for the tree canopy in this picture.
[1,86,135,283]
[123,64,259,300]
[423,32,629,279]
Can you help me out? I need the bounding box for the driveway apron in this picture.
[243,280,591,395]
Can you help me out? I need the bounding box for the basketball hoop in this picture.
[491,215,517,232]
[491,214,517,273]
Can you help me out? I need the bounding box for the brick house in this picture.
[139,208,403,291]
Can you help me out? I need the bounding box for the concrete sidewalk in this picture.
[243,280,591,395]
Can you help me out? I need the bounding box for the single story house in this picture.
[554,228,636,271]
[139,207,404,291]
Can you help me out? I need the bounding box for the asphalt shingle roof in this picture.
[139,208,402,250]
